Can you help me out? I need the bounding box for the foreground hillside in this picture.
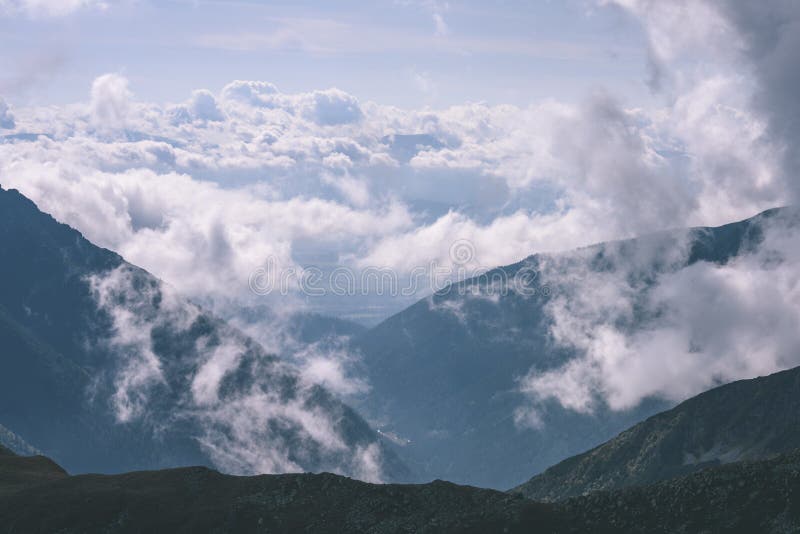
[513,364,800,501]
[556,449,800,534]
[0,445,553,534]
[2,443,800,533]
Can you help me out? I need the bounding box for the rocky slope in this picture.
[556,449,800,533]
[0,447,554,534]
[2,443,800,533]
[513,364,800,501]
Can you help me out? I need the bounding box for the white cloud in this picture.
[0,0,107,17]
[170,89,225,124]
[88,266,189,422]
[88,265,386,481]
[1,48,795,328]
[90,73,132,130]
[0,97,14,129]
[2,69,788,307]
[517,212,800,421]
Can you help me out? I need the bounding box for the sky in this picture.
[1,0,799,325]
[1,1,652,108]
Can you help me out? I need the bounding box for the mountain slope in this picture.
[0,186,406,481]
[555,448,800,533]
[2,439,800,533]
[0,447,554,534]
[513,364,800,501]
[351,207,786,489]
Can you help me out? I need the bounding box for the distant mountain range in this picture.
[4,183,795,492]
[0,186,407,481]
[349,206,788,489]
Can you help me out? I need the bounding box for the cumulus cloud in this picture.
[0,98,14,129]
[1,67,790,309]
[219,80,362,125]
[607,0,798,207]
[717,1,800,201]
[170,89,225,124]
[90,73,132,130]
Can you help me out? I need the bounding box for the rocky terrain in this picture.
[0,445,554,534]
[3,442,800,533]
[513,364,800,501]
[556,449,800,533]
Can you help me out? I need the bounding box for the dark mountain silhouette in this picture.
[2,437,800,533]
[554,448,800,533]
[0,445,554,534]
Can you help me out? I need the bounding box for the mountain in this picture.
[513,363,800,501]
[0,446,554,534]
[3,437,800,533]
[554,448,800,533]
[351,206,789,489]
[0,445,67,499]
[0,186,407,481]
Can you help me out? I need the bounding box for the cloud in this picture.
[2,0,800,450]
[220,80,362,125]
[607,0,798,207]
[716,1,800,202]
[504,0,800,420]
[90,73,132,130]
[397,0,450,37]
[0,157,413,299]
[170,89,225,124]
[220,80,280,106]
[0,51,67,97]
[309,88,363,125]
[88,265,386,481]
[1,52,795,326]
[517,211,800,421]
[0,98,14,129]
[0,0,108,17]
[88,266,192,422]
[432,12,449,37]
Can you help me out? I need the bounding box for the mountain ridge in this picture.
[350,204,789,488]
[0,186,408,481]
[2,435,800,533]
[512,363,800,500]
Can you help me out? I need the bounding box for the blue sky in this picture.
[1,0,652,108]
